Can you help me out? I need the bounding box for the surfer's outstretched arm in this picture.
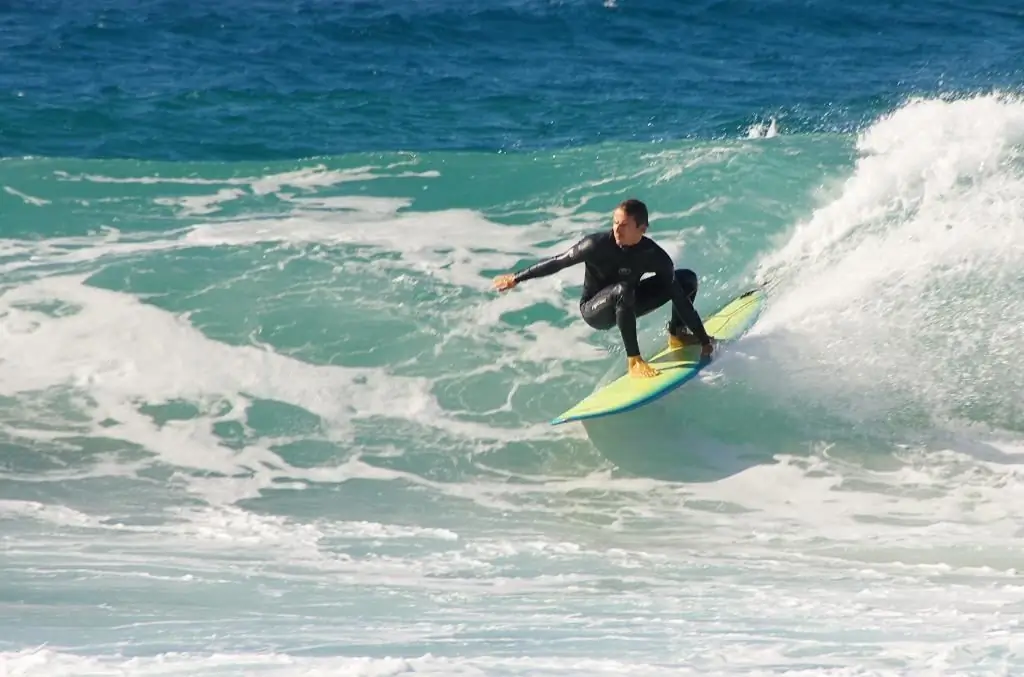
[493,235,596,291]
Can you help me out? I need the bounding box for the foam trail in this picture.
[752,93,1024,431]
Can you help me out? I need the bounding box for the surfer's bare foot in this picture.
[668,331,699,349]
[627,356,659,378]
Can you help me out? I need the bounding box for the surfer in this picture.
[493,198,714,378]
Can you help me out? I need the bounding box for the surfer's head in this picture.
[612,198,648,247]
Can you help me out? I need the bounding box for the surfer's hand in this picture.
[628,356,660,378]
[493,274,517,292]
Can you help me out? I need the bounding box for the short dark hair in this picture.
[617,198,648,227]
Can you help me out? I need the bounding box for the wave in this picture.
[2,96,1022,503]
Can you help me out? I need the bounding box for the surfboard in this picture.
[550,287,767,425]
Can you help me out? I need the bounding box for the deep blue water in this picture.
[4,0,1024,160]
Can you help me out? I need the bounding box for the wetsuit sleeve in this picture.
[513,235,595,284]
[657,255,712,346]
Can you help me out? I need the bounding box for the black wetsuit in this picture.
[513,231,711,357]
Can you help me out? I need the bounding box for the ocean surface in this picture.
[3,1,1024,675]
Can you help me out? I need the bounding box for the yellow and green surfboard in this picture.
[550,287,766,425]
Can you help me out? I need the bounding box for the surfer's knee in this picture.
[583,312,616,330]
[580,291,618,330]
[613,282,635,311]
[674,268,698,302]
[581,283,634,330]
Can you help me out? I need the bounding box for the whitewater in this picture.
[3,90,1024,676]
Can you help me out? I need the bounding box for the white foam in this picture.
[286,195,415,213]
[53,163,438,193]
[0,649,709,677]
[750,92,1024,427]
[154,188,247,216]
[184,206,527,291]
[0,274,565,504]
[180,199,616,366]
[746,117,779,139]
[10,155,643,373]
[4,186,50,206]
[3,639,1020,676]
[51,162,439,221]
[0,499,98,527]
[155,507,459,549]
[757,92,1024,289]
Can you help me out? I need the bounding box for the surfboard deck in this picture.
[550,287,766,425]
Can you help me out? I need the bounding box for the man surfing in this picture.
[493,198,714,378]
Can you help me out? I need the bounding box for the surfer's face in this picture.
[612,207,645,247]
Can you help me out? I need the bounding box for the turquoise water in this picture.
[4,2,1024,675]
